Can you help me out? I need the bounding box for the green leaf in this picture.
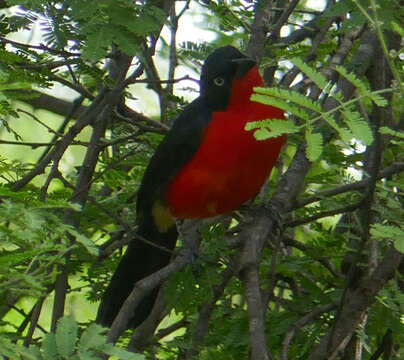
[0,249,40,267]
[78,324,106,351]
[391,21,404,37]
[305,131,323,161]
[254,87,322,113]
[335,66,388,107]
[114,32,141,57]
[0,338,41,359]
[82,28,113,61]
[55,316,78,357]
[395,238,404,253]
[324,0,353,17]
[246,118,299,140]
[252,127,272,140]
[251,93,310,120]
[379,126,404,139]
[322,113,354,143]
[23,345,42,360]
[335,65,369,96]
[42,333,58,360]
[101,343,145,359]
[0,81,32,92]
[67,228,98,256]
[77,350,100,360]
[371,224,404,253]
[370,93,388,107]
[342,109,373,145]
[31,200,81,211]
[291,57,328,91]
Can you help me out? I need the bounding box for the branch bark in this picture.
[237,210,279,360]
[307,247,403,360]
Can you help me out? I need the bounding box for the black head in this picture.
[200,45,256,110]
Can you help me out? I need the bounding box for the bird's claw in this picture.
[260,202,284,236]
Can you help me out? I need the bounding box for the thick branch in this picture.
[307,247,403,360]
[237,210,279,360]
[23,92,87,118]
[248,0,274,62]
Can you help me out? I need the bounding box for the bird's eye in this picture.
[213,77,225,86]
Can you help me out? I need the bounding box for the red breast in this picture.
[164,67,285,219]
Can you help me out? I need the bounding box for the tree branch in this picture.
[11,89,107,191]
[186,261,235,358]
[295,162,404,208]
[280,301,339,360]
[237,209,280,360]
[307,247,403,360]
[107,220,200,343]
[248,0,274,62]
[286,200,363,228]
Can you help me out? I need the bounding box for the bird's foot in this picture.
[261,201,284,236]
[175,219,202,265]
[234,201,284,235]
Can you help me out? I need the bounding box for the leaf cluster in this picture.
[0,185,96,302]
[5,0,165,61]
[246,58,392,161]
[0,316,143,359]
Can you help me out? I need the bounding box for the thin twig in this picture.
[0,37,81,57]
[156,318,190,340]
[295,162,404,208]
[49,73,94,99]
[186,262,235,358]
[0,139,57,147]
[284,237,343,278]
[17,109,63,137]
[280,301,339,360]
[24,297,46,347]
[269,0,300,41]
[16,58,81,70]
[12,89,107,191]
[286,201,363,228]
[107,222,200,343]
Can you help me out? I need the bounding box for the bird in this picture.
[96,45,286,329]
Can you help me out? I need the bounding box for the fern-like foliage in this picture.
[246,60,395,161]
[291,57,329,91]
[0,190,96,300]
[0,316,143,359]
[370,223,404,253]
[245,118,299,140]
[305,129,323,162]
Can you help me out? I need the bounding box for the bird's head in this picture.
[200,45,262,110]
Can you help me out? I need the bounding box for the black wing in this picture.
[136,97,212,217]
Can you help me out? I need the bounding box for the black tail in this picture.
[96,219,177,329]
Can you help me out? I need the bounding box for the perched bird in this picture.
[97,45,285,328]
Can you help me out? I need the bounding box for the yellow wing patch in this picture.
[152,200,175,233]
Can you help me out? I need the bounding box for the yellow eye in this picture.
[213,77,225,86]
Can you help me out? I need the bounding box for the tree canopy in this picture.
[0,0,403,359]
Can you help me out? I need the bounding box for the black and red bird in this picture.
[97,45,285,328]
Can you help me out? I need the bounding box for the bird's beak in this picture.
[231,58,256,78]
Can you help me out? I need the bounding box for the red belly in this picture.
[164,104,285,219]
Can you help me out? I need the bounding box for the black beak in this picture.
[231,57,256,78]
